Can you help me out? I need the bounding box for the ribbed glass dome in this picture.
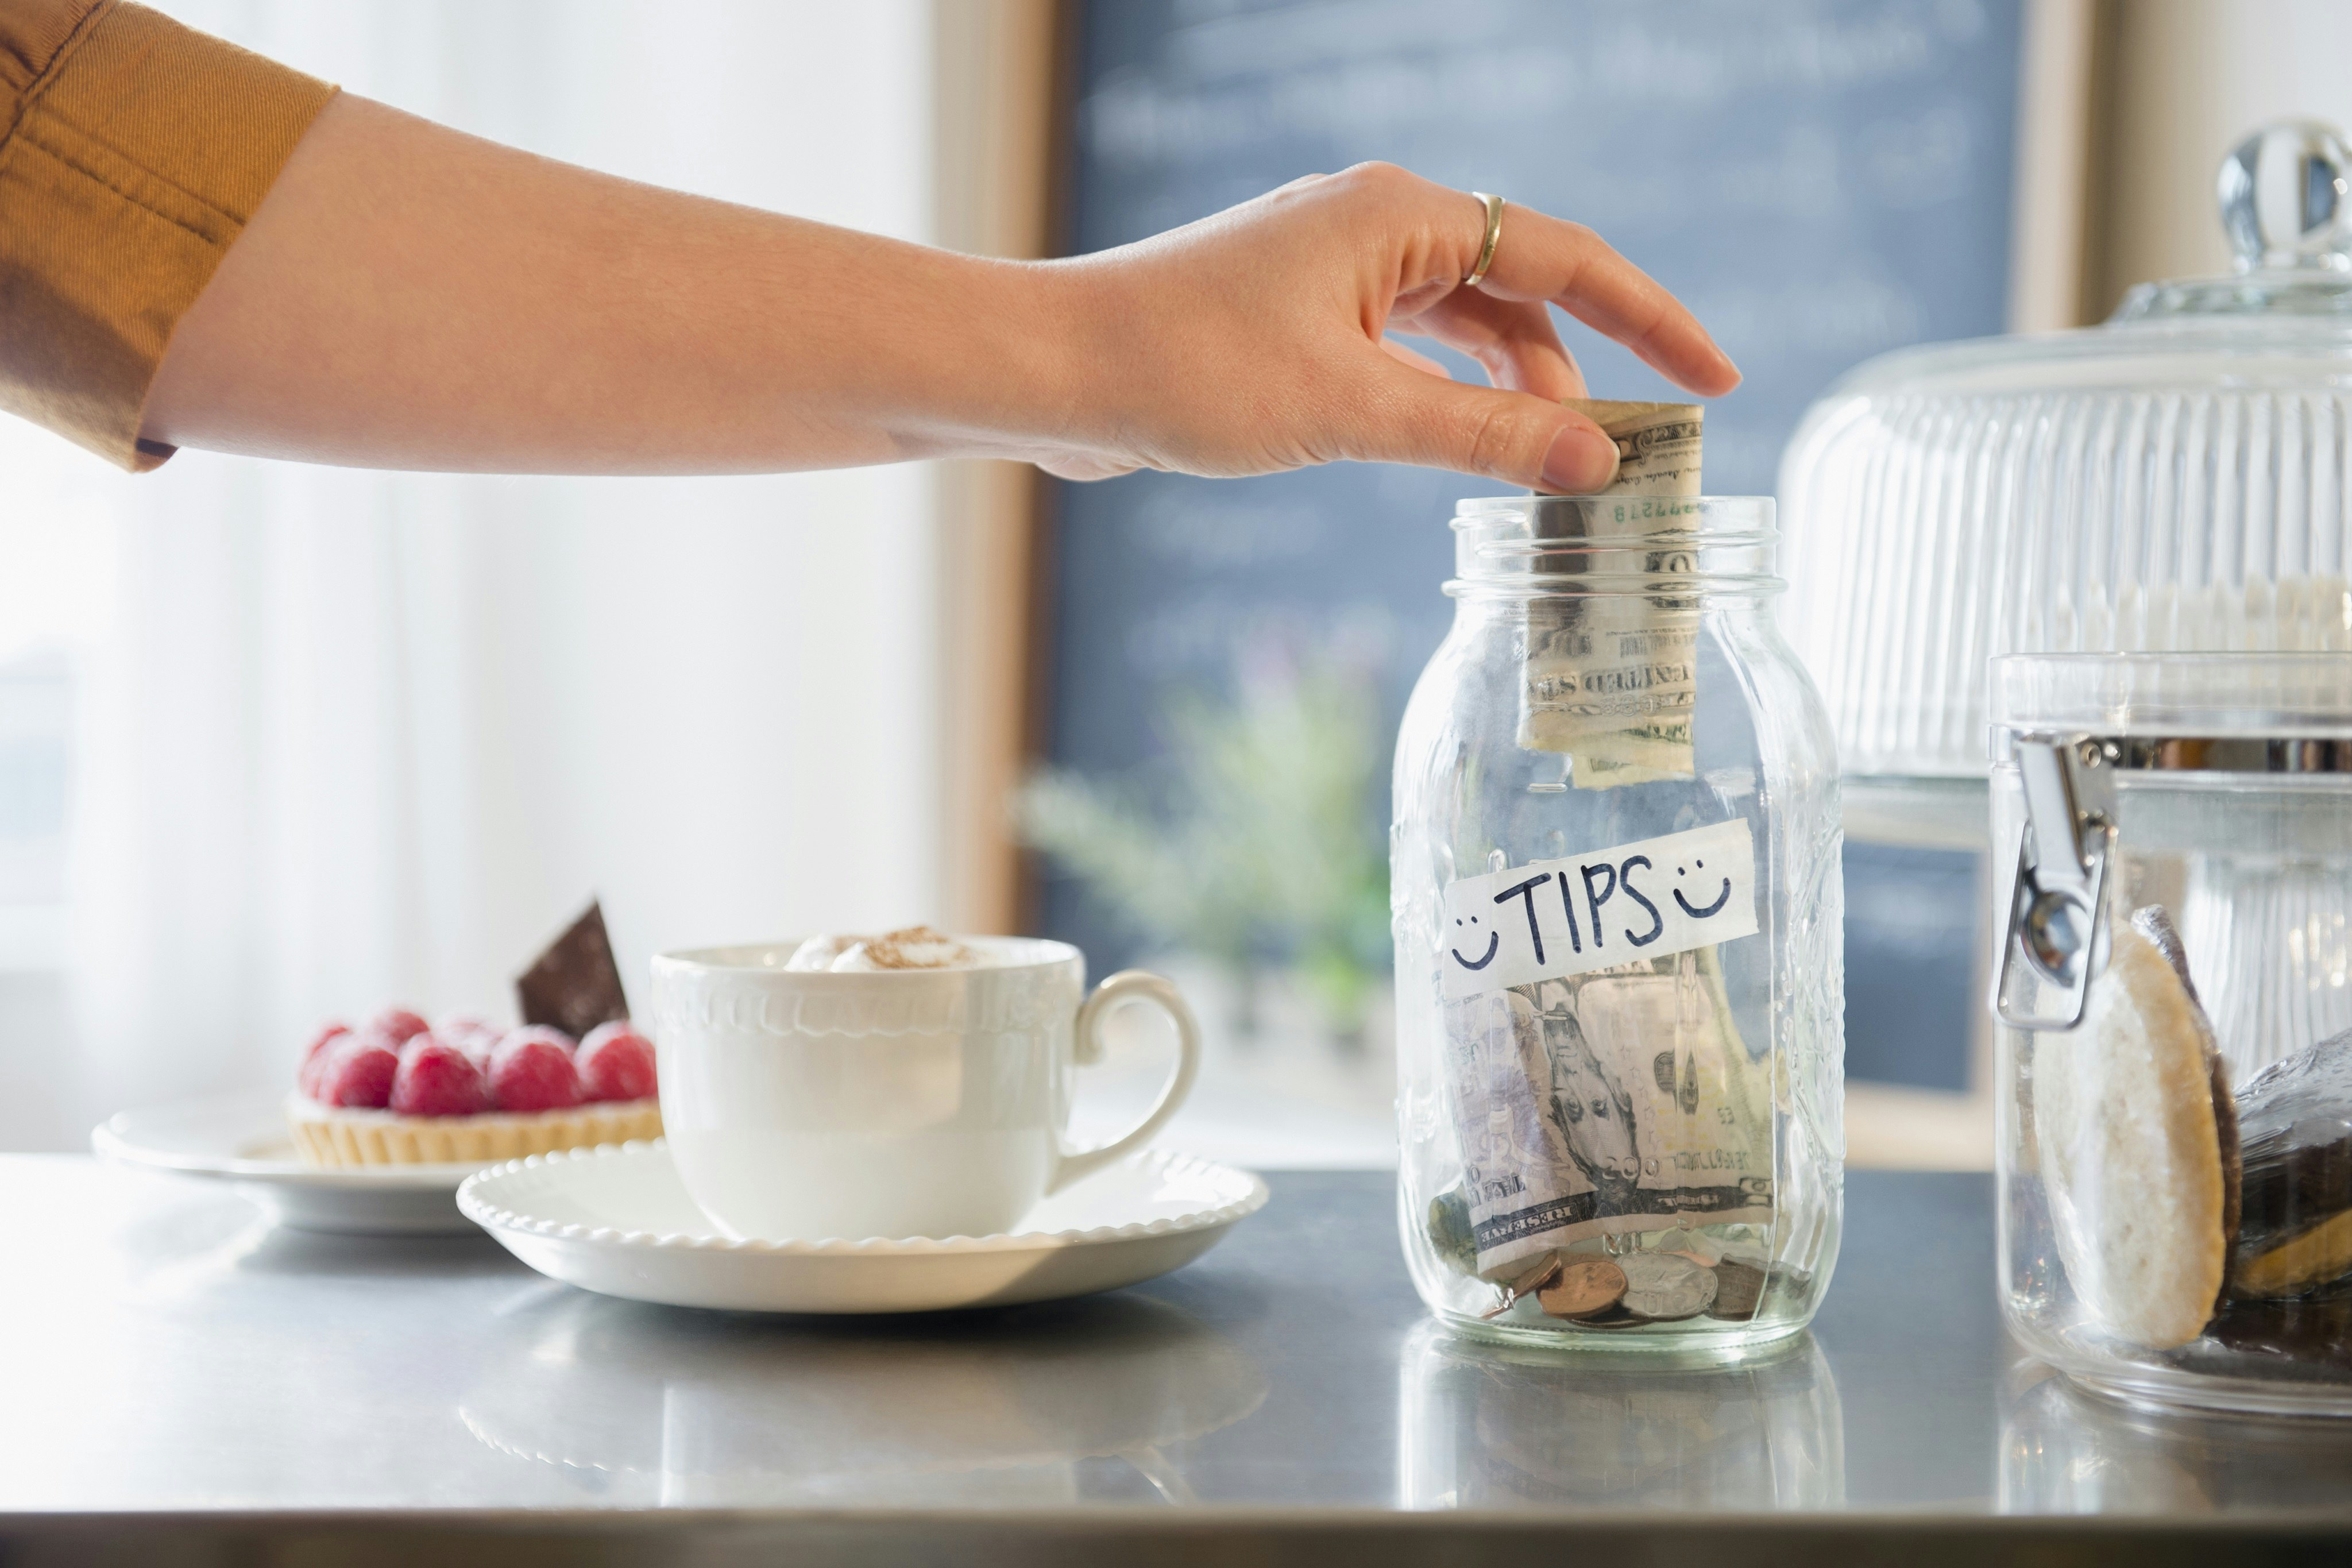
[1780,120,2352,840]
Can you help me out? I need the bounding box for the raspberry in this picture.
[365,1007,432,1046]
[389,1035,489,1117]
[488,1030,582,1113]
[318,1037,399,1109]
[298,1022,352,1099]
[435,1014,504,1067]
[577,1023,657,1103]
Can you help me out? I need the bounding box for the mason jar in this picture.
[1392,495,1843,1347]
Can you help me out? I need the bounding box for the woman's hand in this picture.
[146,102,1732,486]
[1021,162,1739,491]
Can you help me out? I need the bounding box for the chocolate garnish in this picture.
[515,900,631,1039]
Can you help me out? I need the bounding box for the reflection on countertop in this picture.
[18,1160,2352,1527]
[458,1286,1266,1507]
[1998,1362,2352,1515]
[1398,1323,1844,1510]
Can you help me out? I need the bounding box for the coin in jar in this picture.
[1538,1257,1628,1320]
[1708,1259,1767,1319]
[1507,1255,1564,1297]
[1617,1252,1718,1320]
[1478,1254,1564,1319]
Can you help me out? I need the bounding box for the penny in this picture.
[1617,1252,1718,1321]
[1538,1257,1628,1320]
[1508,1255,1565,1296]
[1708,1259,1767,1320]
[1479,1255,1563,1319]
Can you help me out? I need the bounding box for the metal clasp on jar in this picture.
[1993,735,2118,1031]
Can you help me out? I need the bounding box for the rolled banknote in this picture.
[1517,398,1705,789]
[1562,397,1702,497]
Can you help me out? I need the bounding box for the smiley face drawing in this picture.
[1449,913,1499,970]
[1671,856,1733,920]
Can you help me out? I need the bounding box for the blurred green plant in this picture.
[1017,656,1391,1042]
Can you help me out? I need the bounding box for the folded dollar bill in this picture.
[1445,944,1772,1277]
[1518,398,1705,789]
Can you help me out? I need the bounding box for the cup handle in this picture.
[1047,969,1201,1195]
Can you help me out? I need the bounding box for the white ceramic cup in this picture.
[648,937,1200,1241]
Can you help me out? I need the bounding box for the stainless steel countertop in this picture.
[3,1157,2348,1564]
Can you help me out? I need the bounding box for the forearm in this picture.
[140,93,1735,488]
[141,94,1086,473]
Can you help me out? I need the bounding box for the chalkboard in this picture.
[1040,0,2021,1086]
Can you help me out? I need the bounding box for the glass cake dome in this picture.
[1780,119,2352,843]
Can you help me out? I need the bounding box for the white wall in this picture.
[1,1,944,1146]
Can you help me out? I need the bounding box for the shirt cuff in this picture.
[0,1,338,470]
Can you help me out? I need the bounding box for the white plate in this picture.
[458,1141,1269,1314]
[92,1089,488,1235]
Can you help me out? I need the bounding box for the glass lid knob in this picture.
[2219,118,2352,272]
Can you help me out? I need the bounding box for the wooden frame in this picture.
[2009,0,2111,332]
[929,0,1073,934]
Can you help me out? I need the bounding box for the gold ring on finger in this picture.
[1463,191,1505,288]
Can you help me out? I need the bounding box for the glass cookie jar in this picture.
[1993,652,2352,1416]
[1391,495,1843,1347]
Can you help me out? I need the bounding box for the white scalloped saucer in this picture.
[94,1089,486,1235]
[458,1141,1268,1314]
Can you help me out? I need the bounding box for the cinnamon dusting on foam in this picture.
[784,926,995,972]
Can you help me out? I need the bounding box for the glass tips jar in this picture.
[1392,495,1843,1348]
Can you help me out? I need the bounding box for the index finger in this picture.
[1468,202,1739,397]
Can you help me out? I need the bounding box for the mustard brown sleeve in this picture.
[0,0,335,470]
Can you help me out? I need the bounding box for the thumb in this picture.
[1355,364,1620,493]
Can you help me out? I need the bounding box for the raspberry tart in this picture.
[287,1006,661,1167]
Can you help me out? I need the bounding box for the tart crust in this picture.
[285,1092,661,1167]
